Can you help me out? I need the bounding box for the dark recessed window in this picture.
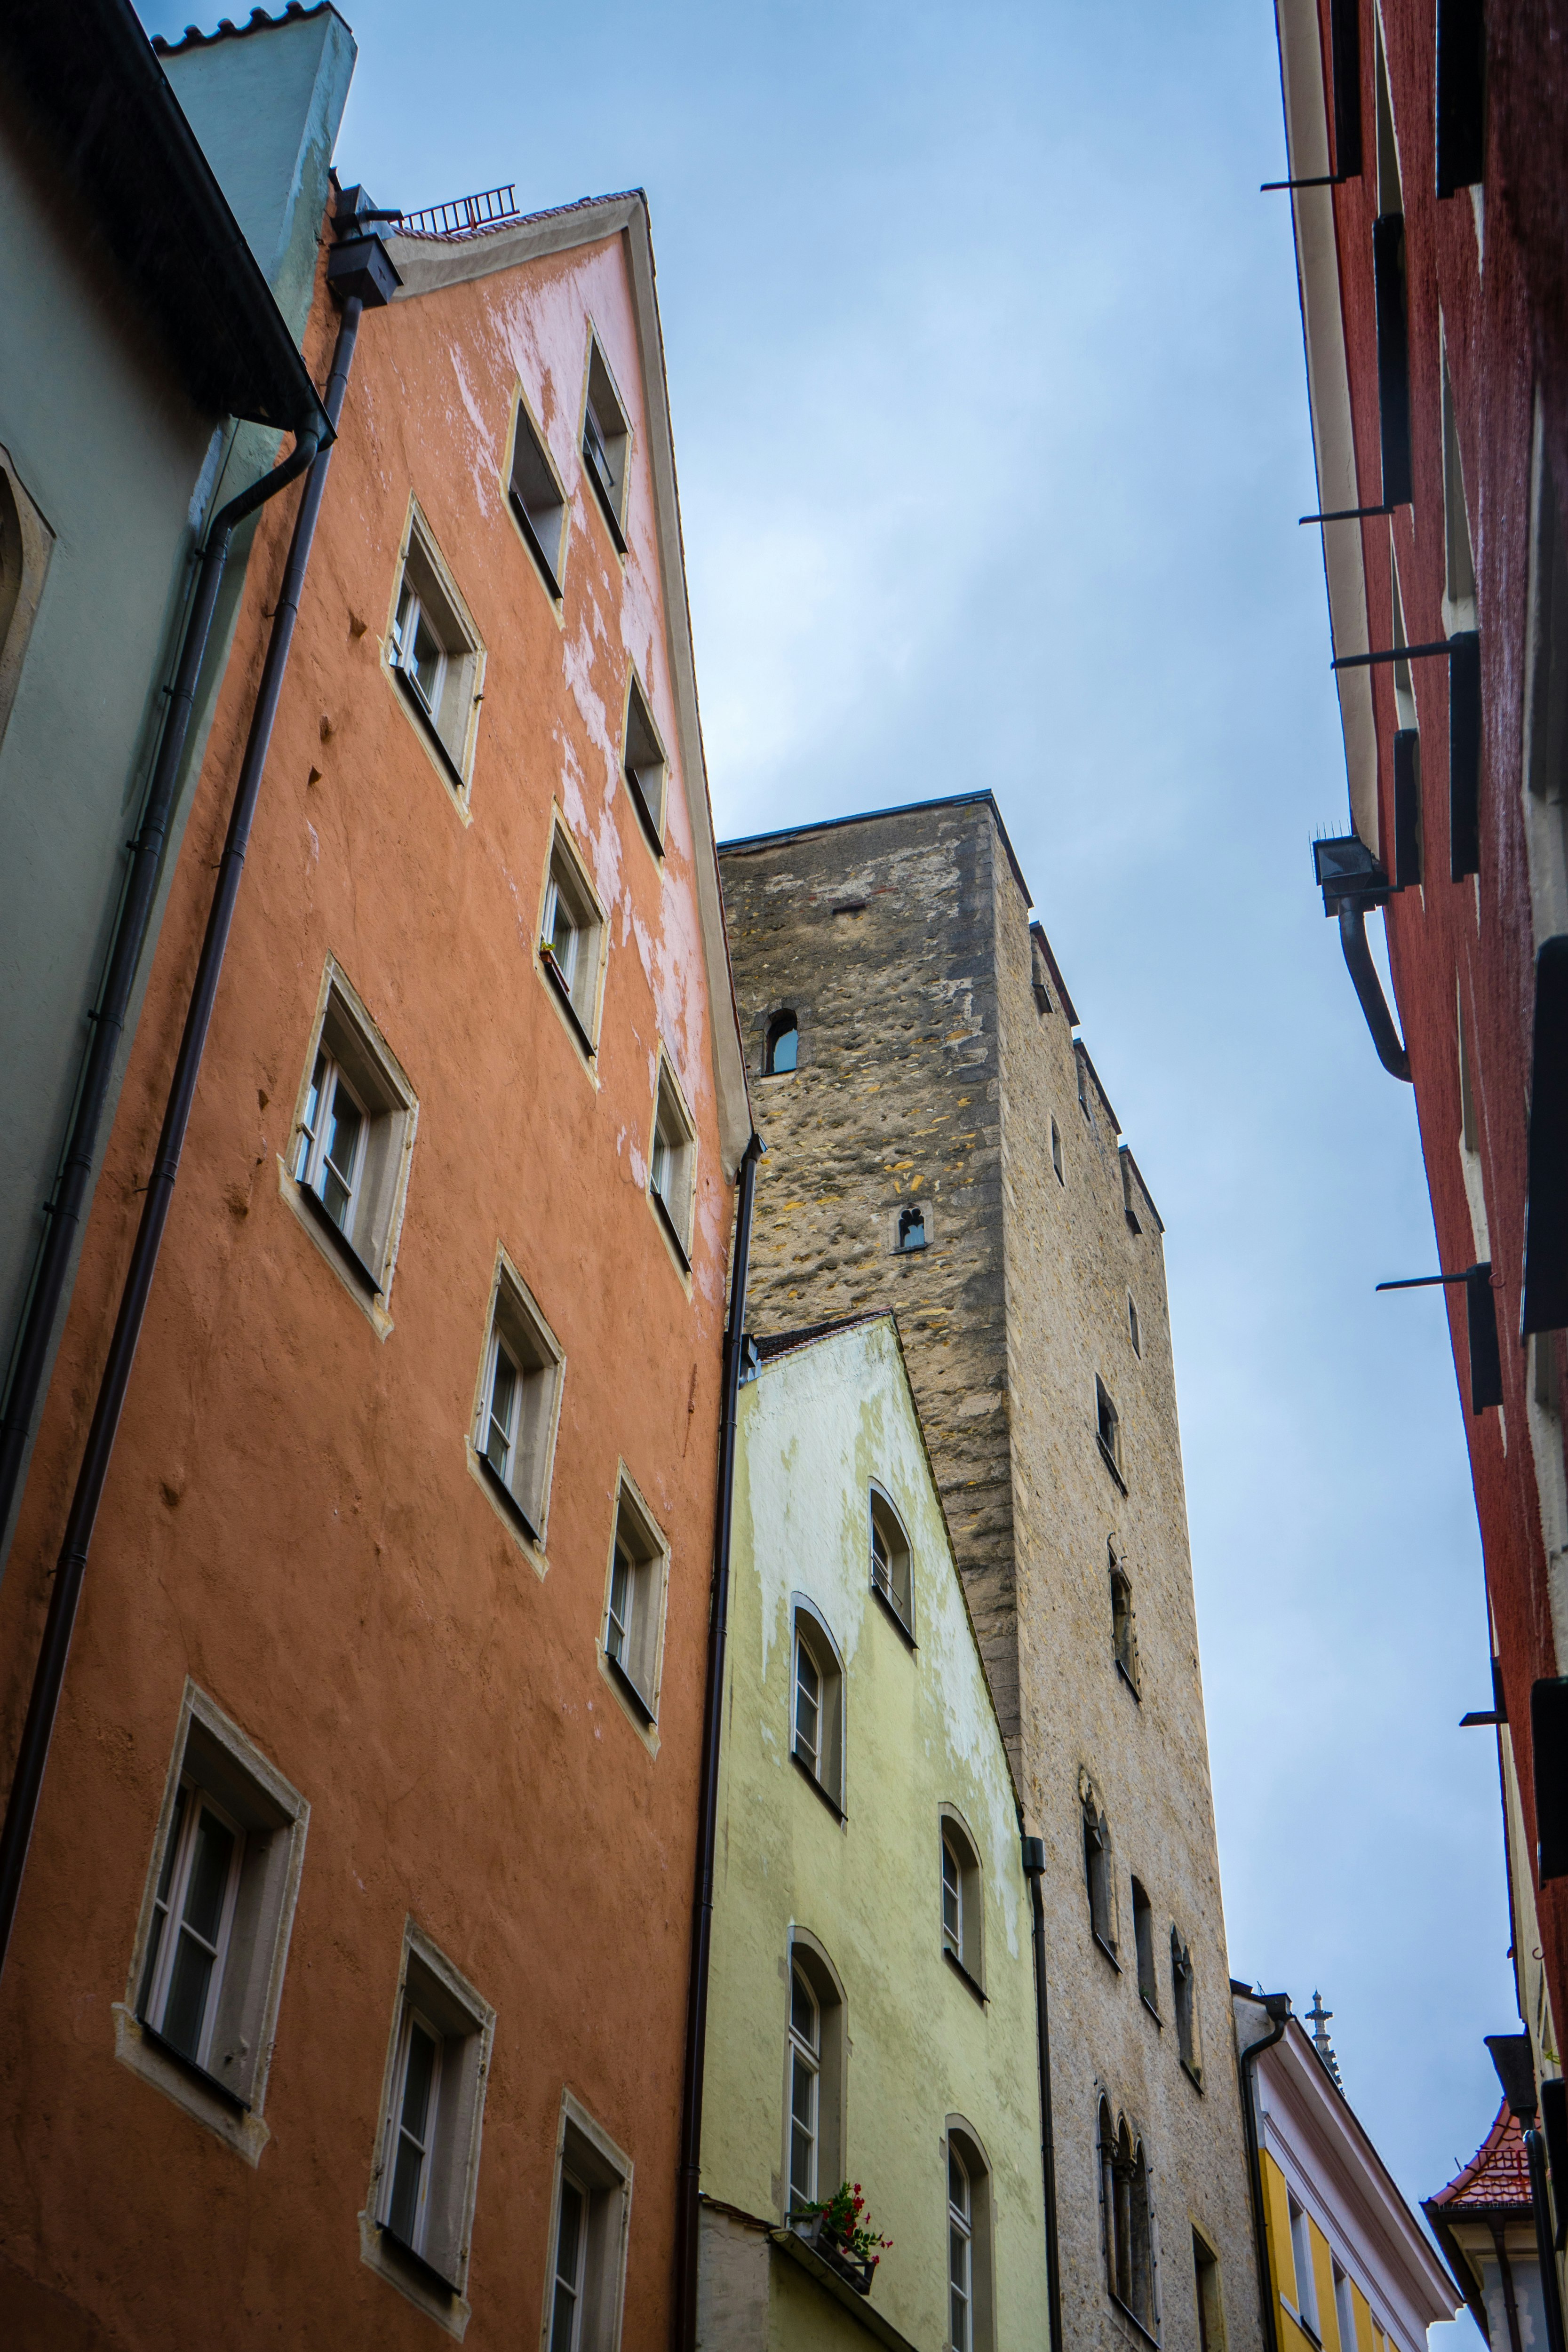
[1096,1379,1122,1475]
[897,1204,927,1253]
[1131,1878,1157,2012]
[765,1011,798,1075]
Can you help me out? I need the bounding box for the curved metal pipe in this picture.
[1338,903,1412,1081]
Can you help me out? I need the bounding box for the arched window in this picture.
[1081,1776,1116,1957]
[792,1605,844,1810]
[869,1486,913,1635]
[939,1807,984,1987]
[896,1202,927,1253]
[1172,1929,1202,2083]
[946,2122,995,2351]
[1100,2104,1155,2331]
[765,1010,798,1075]
[787,1934,844,2211]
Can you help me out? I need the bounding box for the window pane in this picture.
[607,1544,633,1663]
[790,1967,817,2050]
[320,1076,363,1230]
[138,1782,188,2012]
[400,2020,437,2144]
[549,2280,579,2352]
[388,2131,424,2244]
[949,2146,969,2216]
[942,1840,961,1950]
[411,607,444,712]
[795,1641,820,1767]
[771,1024,797,1073]
[789,2048,816,2205]
[294,1052,326,1180]
[547,885,579,987]
[161,1927,217,2058]
[487,1347,518,1475]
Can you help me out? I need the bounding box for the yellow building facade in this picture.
[697,1314,1051,2351]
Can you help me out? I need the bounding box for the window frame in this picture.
[1110,1549,1140,1696]
[538,815,608,1064]
[1096,1378,1127,1493]
[505,382,569,604]
[945,2120,997,2352]
[580,329,633,555]
[363,1921,495,2334]
[1194,2228,1226,2352]
[118,1680,309,2164]
[787,1961,820,2211]
[764,1009,799,1077]
[470,1250,565,1555]
[784,1933,845,2217]
[138,1774,245,2074]
[622,668,668,855]
[790,1602,845,1816]
[1081,1773,1118,1963]
[1130,1877,1159,2016]
[1171,1927,1203,2087]
[868,1482,915,1642]
[896,1202,929,1254]
[1101,2104,1156,2335]
[1051,1115,1065,1184]
[648,1049,698,1274]
[285,961,418,1331]
[1289,2195,1321,2337]
[385,500,486,805]
[599,1470,670,1738]
[540,2090,634,2352]
[939,1804,985,1996]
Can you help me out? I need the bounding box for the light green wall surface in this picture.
[702,1315,1050,2349]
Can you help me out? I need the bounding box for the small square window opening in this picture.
[897,1203,927,1253]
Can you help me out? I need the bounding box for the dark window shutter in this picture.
[1523,935,1568,1334]
[1374,215,1412,507]
[1465,1262,1503,1413]
[1449,630,1481,879]
[1393,728,1423,886]
[1436,0,1486,198]
[1542,2079,1568,2247]
[1330,0,1363,178]
[1532,1677,1568,1882]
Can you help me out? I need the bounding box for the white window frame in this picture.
[949,2142,973,2352]
[549,2167,590,2352]
[139,1776,244,2072]
[382,2002,444,2257]
[790,1605,844,1811]
[385,501,486,802]
[538,818,607,1060]
[599,1471,670,1736]
[117,1681,310,2165]
[622,668,669,851]
[540,2091,634,2352]
[648,1050,697,1272]
[939,1805,985,1989]
[1289,2196,1320,2335]
[941,1832,963,1960]
[869,1484,914,1636]
[506,382,569,602]
[471,1252,564,1553]
[788,1963,820,2211]
[285,961,419,1331]
[293,1044,368,1237]
[580,329,633,553]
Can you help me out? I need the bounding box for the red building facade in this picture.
[1274,0,1568,2281]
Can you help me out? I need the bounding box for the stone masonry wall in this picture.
[718,796,1261,2352]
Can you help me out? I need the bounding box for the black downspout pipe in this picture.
[674,1129,764,2352]
[0,296,363,1984]
[0,416,323,1565]
[1339,903,1412,1080]
[1022,1835,1064,2352]
[1238,1994,1291,2352]
[1525,2125,1568,2352]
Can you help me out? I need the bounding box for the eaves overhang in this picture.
[0,0,329,436]
[1274,0,1378,851]
[382,190,753,1177]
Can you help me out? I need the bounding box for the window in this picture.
[765,1010,799,1076]
[1110,1555,1139,1692]
[1172,1931,1202,2083]
[581,333,631,553]
[1051,1117,1064,1184]
[508,390,567,598]
[388,506,484,794]
[123,1684,308,2157]
[1334,2262,1360,2352]
[897,1202,928,1253]
[623,671,668,850]
[288,965,418,1312]
[473,1257,563,1545]
[1131,1878,1157,2013]
[1522,405,1568,944]
[649,1052,697,1270]
[1082,1778,1116,1957]
[0,442,53,755]
[1289,2197,1320,2336]
[542,2092,633,2352]
[869,1485,914,1637]
[792,1605,844,1811]
[1128,1294,1141,1356]
[786,1937,844,2210]
[1076,1049,1091,1120]
[946,2124,996,2352]
[1100,2105,1154,2333]
[366,1923,494,2320]
[1096,1379,1125,1488]
[540,822,607,1057]
[602,1475,669,1726]
[1441,347,1477,634]
[939,1808,984,1989]
[1030,930,1054,1014]
[1195,2231,1225,2352]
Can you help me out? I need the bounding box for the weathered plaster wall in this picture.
[0,213,734,2345]
[700,1315,1048,2350]
[719,799,1261,2352]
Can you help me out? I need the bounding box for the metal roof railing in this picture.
[398,184,520,241]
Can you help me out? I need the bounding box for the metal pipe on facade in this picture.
[0,295,363,1983]
[0,417,322,1565]
[1238,1993,1291,2352]
[674,1128,764,2352]
[1022,1834,1064,2352]
[1339,904,1413,1081]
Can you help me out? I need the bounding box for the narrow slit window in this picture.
[1128,1294,1141,1356]
[788,1963,819,2209]
[602,1478,668,1724]
[1096,1379,1122,1478]
[1051,1117,1064,1184]
[1173,1929,1202,2082]
[649,1056,697,1266]
[1131,1877,1157,2010]
[581,335,632,552]
[1110,1557,1139,1692]
[623,672,668,847]
[509,396,567,597]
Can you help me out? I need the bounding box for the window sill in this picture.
[606,1648,656,1726]
[113,2002,271,2166]
[942,1945,987,2006]
[1096,1433,1129,1494]
[376,2221,461,2302]
[1115,1656,1142,1702]
[1092,1930,1122,1973]
[626,766,665,860]
[584,452,628,555]
[540,946,597,1060]
[1181,2058,1205,2095]
[870,1578,917,1651]
[769,2226,919,2351]
[392,663,473,804]
[138,2015,251,2111]
[651,1183,692,1275]
[508,487,563,600]
[1110,2289,1162,2349]
[359,2208,471,2339]
[296,1174,384,1297]
[790,1745,845,1825]
[478,1452,541,1547]
[1139,1991,1163,2026]
[1281,2302,1321,2349]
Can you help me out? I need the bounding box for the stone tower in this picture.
[718,793,1259,2352]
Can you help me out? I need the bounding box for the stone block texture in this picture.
[719,794,1260,2352]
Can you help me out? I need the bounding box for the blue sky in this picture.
[146,0,1512,2312]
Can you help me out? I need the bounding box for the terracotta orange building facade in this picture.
[0,172,749,2346]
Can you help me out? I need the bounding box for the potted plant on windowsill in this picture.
[790,2182,891,2295]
